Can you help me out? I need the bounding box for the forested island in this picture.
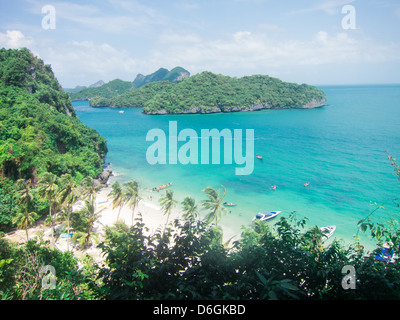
[67,66,190,101]
[69,69,326,115]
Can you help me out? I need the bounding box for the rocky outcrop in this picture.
[174,71,190,82]
[133,67,191,88]
[143,98,326,115]
[300,98,326,109]
[89,80,105,88]
[94,169,113,186]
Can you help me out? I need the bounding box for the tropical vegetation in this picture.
[1,48,400,301]
[68,66,189,102]
[0,48,107,232]
[68,79,133,101]
[87,71,326,114]
[132,66,190,88]
[1,155,400,300]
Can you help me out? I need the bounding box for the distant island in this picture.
[67,67,190,101]
[67,68,326,115]
[133,66,190,88]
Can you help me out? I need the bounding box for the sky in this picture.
[0,0,399,88]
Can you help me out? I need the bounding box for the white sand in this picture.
[95,185,240,241]
[95,185,182,235]
[3,183,242,265]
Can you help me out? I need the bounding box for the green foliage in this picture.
[69,79,133,101]
[0,48,108,231]
[88,71,326,113]
[159,189,178,236]
[94,212,400,300]
[358,152,400,258]
[0,48,74,115]
[142,72,326,114]
[123,179,142,226]
[108,181,124,222]
[202,185,229,226]
[89,81,174,108]
[0,180,18,231]
[132,66,190,88]
[0,238,99,300]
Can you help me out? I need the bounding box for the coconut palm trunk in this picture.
[37,173,59,247]
[58,174,78,251]
[108,182,124,224]
[202,185,228,227]
[123,179,142,227]
[160,189,177,238]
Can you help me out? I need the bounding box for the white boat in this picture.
[119,110,125,114]
[321,226,336,242]
[223,202,237,207]
[252,211,281,222]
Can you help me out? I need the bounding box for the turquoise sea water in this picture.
[73,84,400,247]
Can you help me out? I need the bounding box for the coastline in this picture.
[3,172,375,264]
[95,175,241,244]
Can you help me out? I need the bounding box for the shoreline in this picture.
[95,178,241,245]
[2,170,377,263]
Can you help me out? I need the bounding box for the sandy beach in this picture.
[3,177,242,266]
[95,185,182,235]
[95,183,241,242]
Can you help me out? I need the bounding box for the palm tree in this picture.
[12,211,38,241]
[14,179,37,241]
[15,179,33,210]
[182,196,199,235]
[80,176,102,205]
[181,196,199,224]
[37,172,59,245]
[202,185,228,227]
[72,199,104,249]
[108,182,124,223]
[159,189,177,236]
[304,226,324,252]
[58,174,79,251]
[123,179,142,226]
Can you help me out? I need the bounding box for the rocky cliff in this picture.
[143,98,326,115]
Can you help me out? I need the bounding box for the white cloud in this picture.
[25,0,166,34]
[41,41,138,87]
[287,0,356,15]
[150,29,400,76]
[0,30,34,49]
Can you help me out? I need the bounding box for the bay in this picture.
[73,84,400,247]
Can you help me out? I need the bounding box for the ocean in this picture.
[73,84,400,248]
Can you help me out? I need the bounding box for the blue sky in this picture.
[0,0,399,87]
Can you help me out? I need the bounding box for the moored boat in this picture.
[153,182,173,192]
[223,202,237,207]
[321,225,336,242]
[252,211,281,222]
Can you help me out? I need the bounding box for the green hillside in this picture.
[90,71,326,114]
[69,79,133,101]
[132,66,190,88]
[0,48,107,230]
[89,81,175,108]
